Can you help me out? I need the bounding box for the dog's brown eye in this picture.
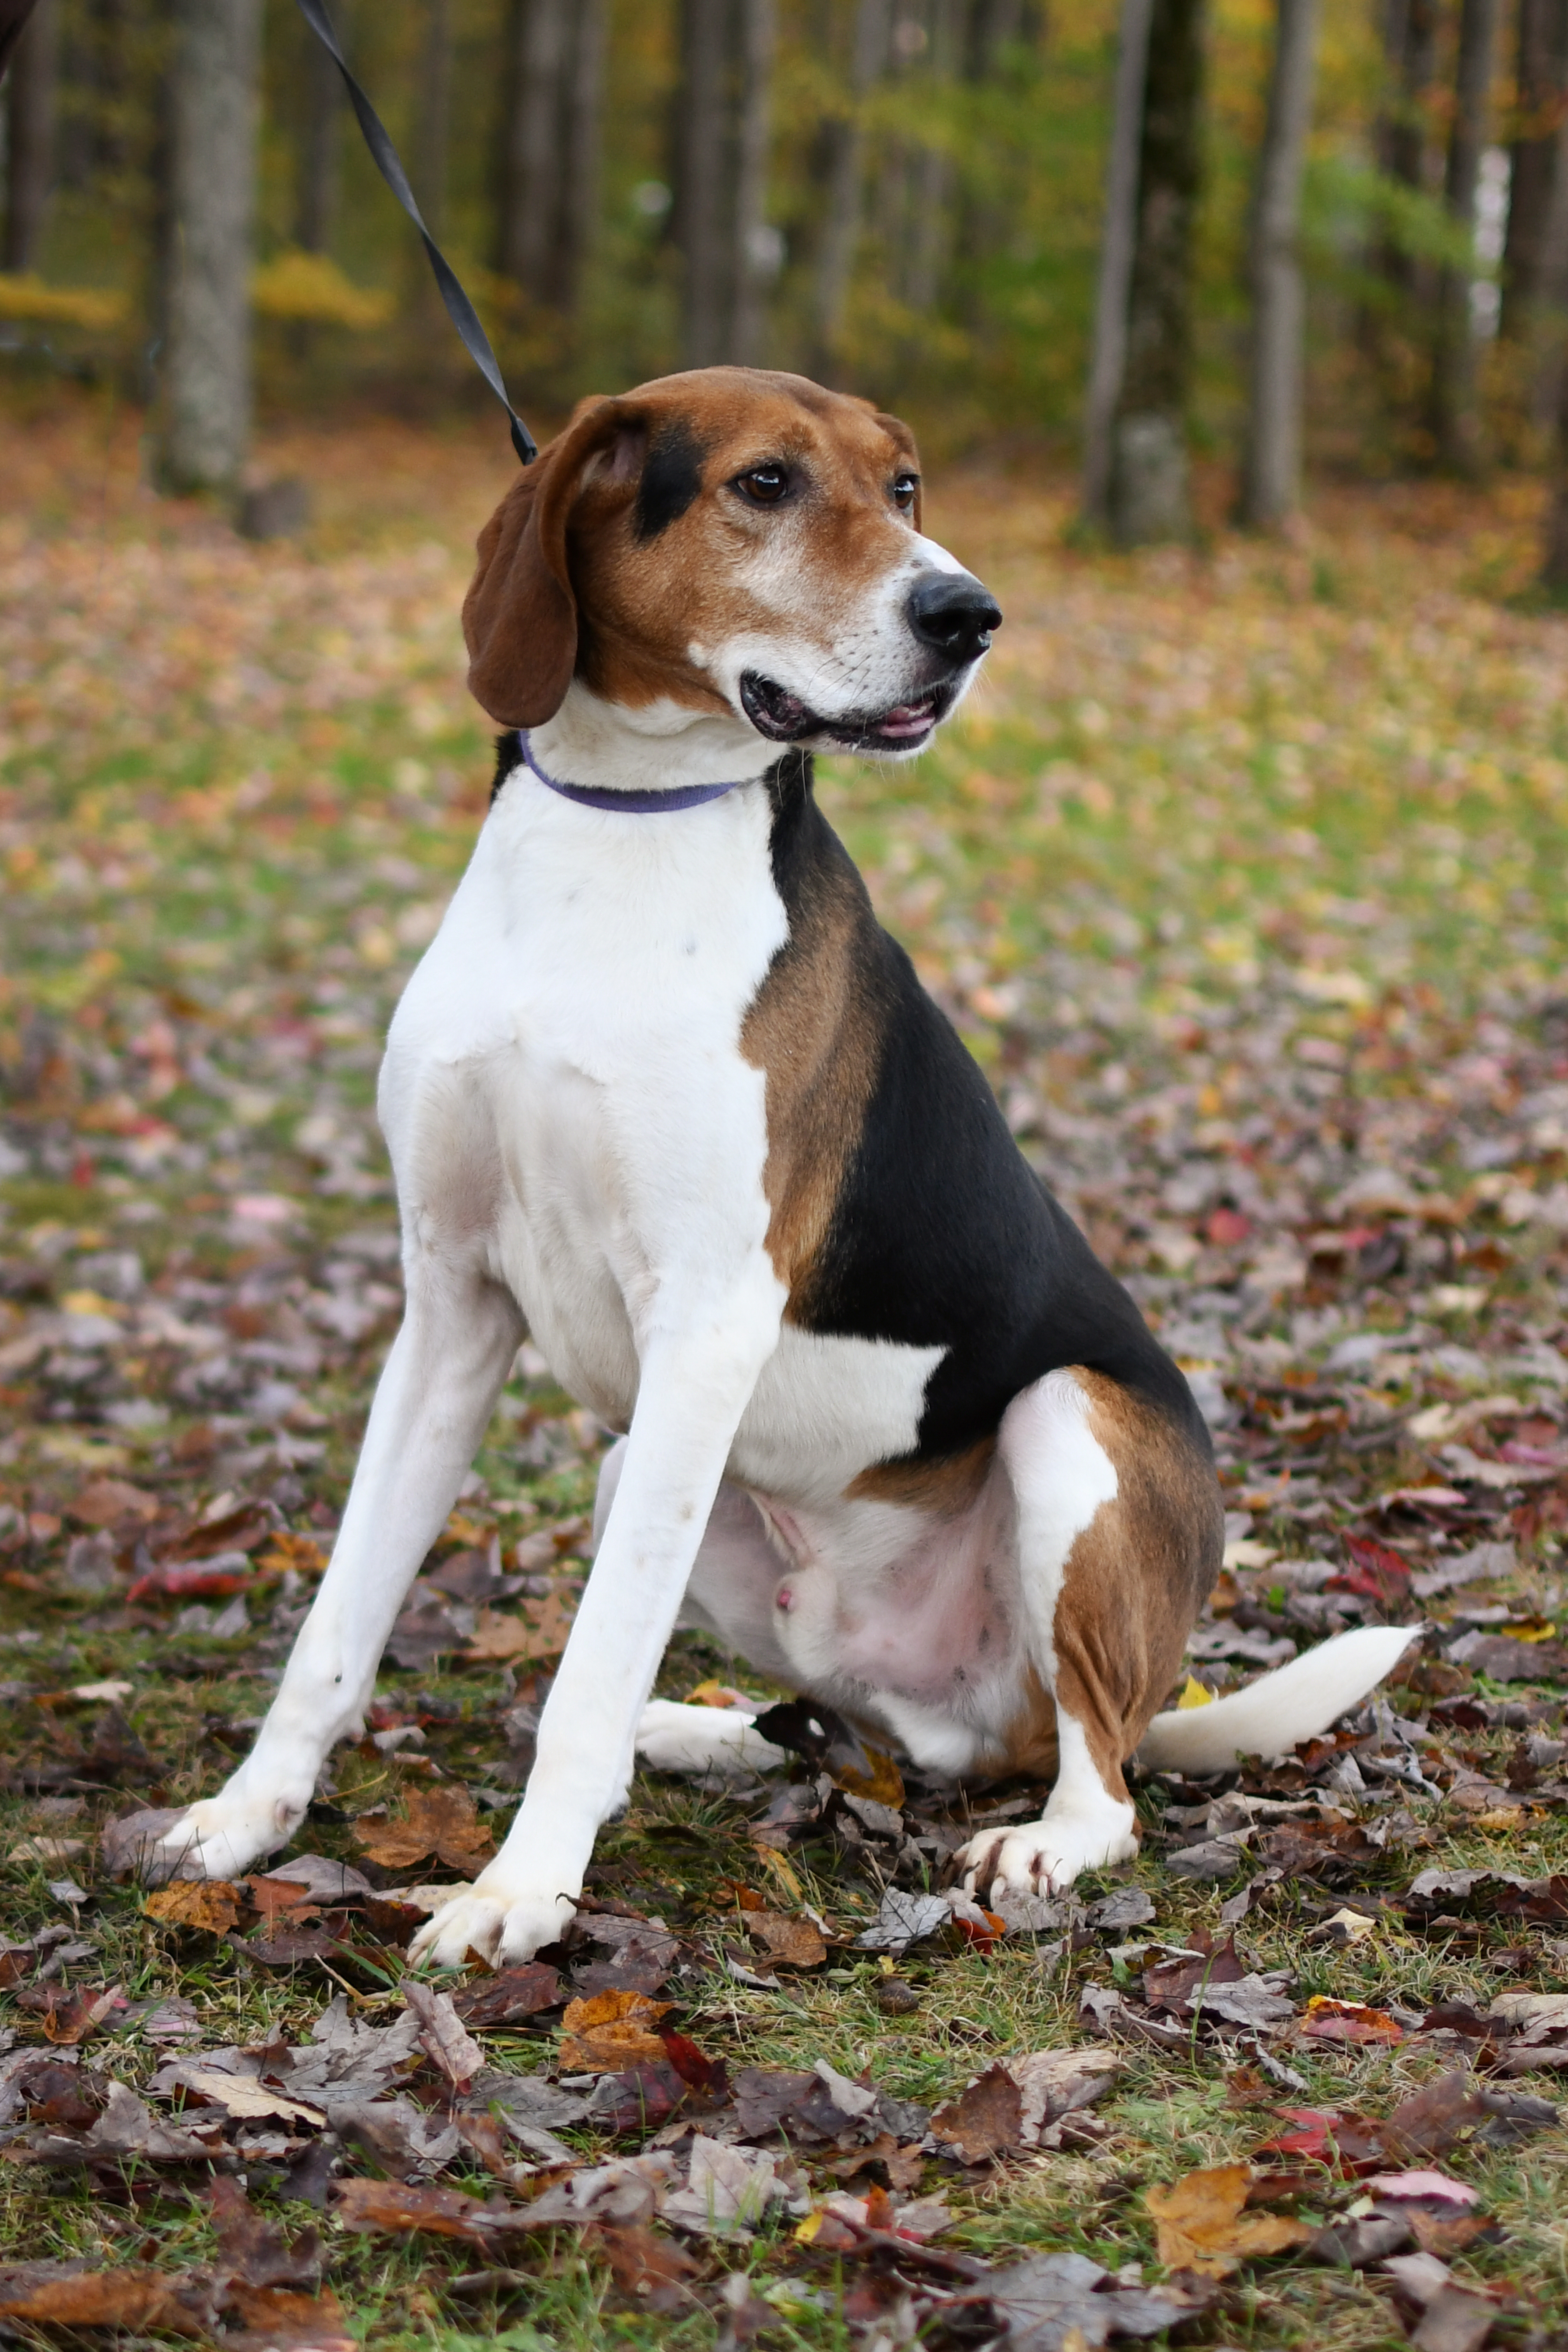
[892,472,919,512]
[735,465,789,506]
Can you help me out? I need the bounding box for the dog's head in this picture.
[463,367,1001,761]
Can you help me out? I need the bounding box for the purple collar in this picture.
[519,729,752,814]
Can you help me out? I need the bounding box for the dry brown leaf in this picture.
[560,1987,673,2073]
[332,2176,509,2243]
[69,1478,160,1527]
[0,2265,208,2335]
[177,2069,327,2128]
[930,2062,1024,2164]
[746,1908,827,1968]
[1145,2163,1315,2276]
[144,1879,246,1934]
[452,1962,564,2026]
[464,1590,578,1663]
[353,1783,496,1874]
[400,1977,485,2091]
[253,1533,329,1581]
[223,2283,354,2352]
[20,1982,125,2046]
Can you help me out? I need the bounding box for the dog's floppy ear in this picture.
[874,409,923,533]
[463,396,639,728]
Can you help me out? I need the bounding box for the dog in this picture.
[149,368,1416,1962]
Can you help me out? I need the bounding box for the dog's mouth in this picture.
[740,671,952,753]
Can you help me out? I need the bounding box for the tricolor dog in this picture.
[151,368,1415,1961]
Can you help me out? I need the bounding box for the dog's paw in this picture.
[636,1698,789,1778]
[955,1805,1138,1903]
[142,1790,303,1886]
[407,1882,577,1971]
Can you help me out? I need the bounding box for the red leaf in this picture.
[659,2030,728,2096]
[1206,1208,1252,1246]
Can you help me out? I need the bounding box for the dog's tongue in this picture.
[875,700,936,739]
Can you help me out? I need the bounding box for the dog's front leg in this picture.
[410,1271,784,1967]
[147,1261,525,1885]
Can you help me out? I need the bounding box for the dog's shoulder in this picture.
[745,755,1199,1466]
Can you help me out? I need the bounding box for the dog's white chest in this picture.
[378,784,941,1486]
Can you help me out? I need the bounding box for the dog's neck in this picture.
[528,682,774,799]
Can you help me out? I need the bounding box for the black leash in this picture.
[292,0,536,465]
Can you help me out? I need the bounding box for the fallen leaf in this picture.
[353,1783,495,1874]
[452,1962,564,2026]
[833,1742,904,1809]
[222,2283,355,2352]
[1301,1995,1404,2044]
[401,1977,485,2091]
[1145,2162,1314,2276]
[744,1908,827,1968]
[208,2177,324,2289]
[174,2069,327,2128]
[0,2263,209,2335]
[1009,2047,1122,2144]
[69,1478,159,1527]
[463,1590,578,1662]
[1365,2170,1481,2205]
[561,1988,673,2072]
[144,1880,246,1934]
[930,2062,1024,2163]
[332,2177,511,2243]
[17,1982,125,2045]
[660,2029,728,2096]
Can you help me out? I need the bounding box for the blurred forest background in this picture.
[3,0,1568,566]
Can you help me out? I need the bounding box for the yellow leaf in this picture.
[1145,2164,1313,2276]
[250,249,392,329]
[144,1881,245,1935]
[1177,1676,1216,1710]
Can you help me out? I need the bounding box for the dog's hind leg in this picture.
[955,1367,1220,1902]
[145,1263,525,1885]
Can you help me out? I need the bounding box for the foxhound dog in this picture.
[150,368,1415,1963]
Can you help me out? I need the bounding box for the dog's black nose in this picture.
[906,572,1003,665]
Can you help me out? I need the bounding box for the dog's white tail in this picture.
[1135,1624,1421,1775]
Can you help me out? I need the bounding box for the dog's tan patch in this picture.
[991,1369,1222,1802]
[740,830,885,1305]
[846,1437,996,1511]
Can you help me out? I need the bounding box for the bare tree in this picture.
[1543,327,1568,586]
[1238,0,1319,527]
[906,0,958,314]
[675,0,779,368]
[4,0,58,273]
[677,0,729,363]
[160,0,262,499]
[1501,0,1568,414]
[813,0,891,371]
[416,0,452,246]
[731,0,777,365]
[295,0,348,253]
[1108,0,1206,543]
[1427,0,1500,474]
[497,0,605,315]
[1082,0,1154,525]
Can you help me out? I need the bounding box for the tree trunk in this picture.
[498,0,567,297]
[1501,0,1568,338]
[1541,312,1568,585]
[416,0,452,245]
[906,0,958,314]
[1082,0,1154,524]
[1108,0,1205,543]
[558,0,607,313]
[678,0,731,365]
[295,0,346,253]
[4,0,58,274]
[731,0,776,364]
[1238,0,1318,527]
[1428,0,1500,474]
[812,0,891,370]
[161,0,262,499]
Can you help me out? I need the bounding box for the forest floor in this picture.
[2,384,1568,2352]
